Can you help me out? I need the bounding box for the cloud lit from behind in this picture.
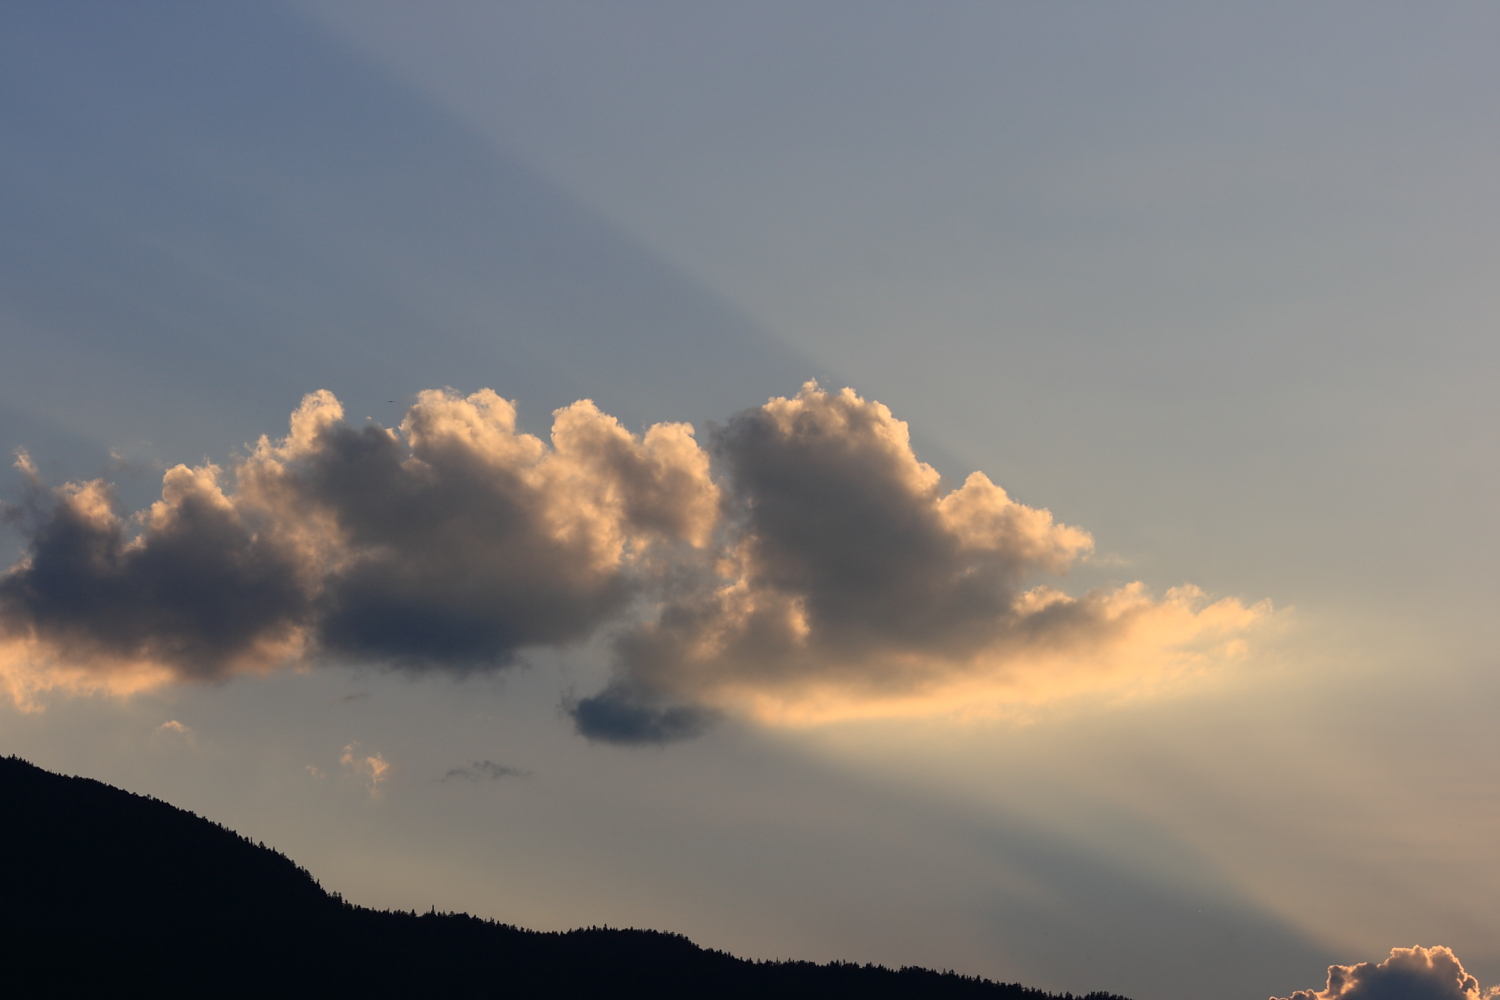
[0,383,1271,739]
[1272,945,1498,1000]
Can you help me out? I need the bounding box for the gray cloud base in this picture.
[569,683,720,745]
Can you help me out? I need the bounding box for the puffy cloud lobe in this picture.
[246,389,714,666]
[0,461,306,687]
[573,383,1268,741]
[0,382,1268,739]
[1272,945,1499,1000]
[269,390,717,668]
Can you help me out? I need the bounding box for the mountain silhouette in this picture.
[0,755,1133,998]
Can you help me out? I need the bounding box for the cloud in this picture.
[0,456,306,684]
[1272,945,1499,1000]
[340,743,389,792]
[574,383,1270,740]
[246,389,717,668]
[0,388,715,695]
[153,719,194,743]
[569,685,720,745]
[441,760,530,781]
[0,383,1269,739]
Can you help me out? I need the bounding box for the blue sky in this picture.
[3,4,1498,998]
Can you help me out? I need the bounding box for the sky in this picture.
[2,3,1498,998]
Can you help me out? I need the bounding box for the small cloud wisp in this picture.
[340,743,389,793]
[441,760,529,782]
[153,719,194,744]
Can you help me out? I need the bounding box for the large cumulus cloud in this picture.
[0,383,1268,733]
[1272,945,1498,1000]
[573,383,1267,741]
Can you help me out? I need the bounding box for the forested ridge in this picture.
[0,755,1133,999]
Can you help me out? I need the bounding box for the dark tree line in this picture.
[0,755,1133,999]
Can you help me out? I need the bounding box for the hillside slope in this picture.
[0,756,1132,999]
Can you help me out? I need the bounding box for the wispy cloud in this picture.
[340,743,389,793]
[1273,945,1499,1000]
[440,760,529,782]
[153,719,194,744]
[0,384,1270,738]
